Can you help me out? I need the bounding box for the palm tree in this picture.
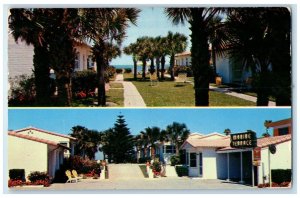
[136,36,151,79]
[166,31,188,80]
[140,126,161,159]
[165,122,190,155]
[165,8,224,106]
[9,9,53,106]
[81,8,140,106]
[123,42,139,80]
[207,16,227,76]
[225,8,274,106]
[159,37,169,80]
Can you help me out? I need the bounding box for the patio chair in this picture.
[72,170,83,182]
[65,170,77,183]
[175,73,187,85]
[150,73,159,86]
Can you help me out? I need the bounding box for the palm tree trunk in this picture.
[33,45,52,106]
[155,57,160,78]
[161,56,165,80]
[94,42,106,106]
[169,54,175,80]
[56,74,72,106]
[191,8,210,106]
[150,58,155,74]
[133,59,137,80]
[142,59,147,79]
[212,46,217,76]
[255,64,270,106]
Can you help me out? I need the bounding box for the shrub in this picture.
[72,70,97,95]
[9,169,25,181]
[151,161,161,173]
[173,66,193,77]
[170,155,181,166]
[138,157,151,164]
[116,68,123,74]
[175,166,188,177]
[28,171,50,183]
[8,75,36,106]
[124,68,132,73]
[272,169,292,184]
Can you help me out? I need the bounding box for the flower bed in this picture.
[258,181,291,188]
[8,179,50,188]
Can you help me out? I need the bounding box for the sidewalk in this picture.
[114,74,146,107]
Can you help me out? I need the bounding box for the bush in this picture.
[105,66,116,79]
[151,161,161,173]
[175,166,188,177]
[272,169,292,184]
[8,74,36,106]
[124,68,132,73]
[173,66,193,77]
[28,171,50,183]
[116,68,123,74]
[72,70,97,95]
[170,155,181,166]
[8,179,24,187]
[138,157,152,164]
[9,169,25,181]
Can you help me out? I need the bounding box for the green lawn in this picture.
[124,73,255,106]
[106,84,124,107]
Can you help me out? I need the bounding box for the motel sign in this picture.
[230,130,257,148]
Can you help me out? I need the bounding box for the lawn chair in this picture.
[175,73,187,85]
[72,170,83,182]
[150,73,159,86]
[65,170,77,183]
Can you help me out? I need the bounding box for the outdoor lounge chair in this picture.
[72,170,83,182]
[65,170,77,183]
[176,73,187,85]
[150,73,159,86]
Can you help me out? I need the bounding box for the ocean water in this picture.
[113,64,170,72]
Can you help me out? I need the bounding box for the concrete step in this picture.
[165,165,178,177]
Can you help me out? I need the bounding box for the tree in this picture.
[70,125,102,159]
[165,8,224,106]
[140,126,161,159]
[165,122,190,155]
[80,8,140,106]
[166,31,188,80]
[101,115,135,163]
[9,9,52,106]
[123,42,139,80]
[136,36,151,79]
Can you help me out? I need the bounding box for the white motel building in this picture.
[181,118,292,186]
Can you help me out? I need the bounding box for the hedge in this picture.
[9,169,25,181]
[271,169,292,184]
[175,166,188,177]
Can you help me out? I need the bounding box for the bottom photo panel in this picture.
[6,108,292,191]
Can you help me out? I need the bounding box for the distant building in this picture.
[265,118,292,136]
[174,51,252,85]
[8,127,76,179]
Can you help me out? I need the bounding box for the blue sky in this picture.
[111,7,191,65]
[8,108,291,137]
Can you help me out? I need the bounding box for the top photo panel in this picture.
[7,7,292,107]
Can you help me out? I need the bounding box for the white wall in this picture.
[258,141,291,184]
[74,44,94,71]
[8,34,34,80]
[202,148,218,179]
[8,135,48,180]
[17,129,72,157]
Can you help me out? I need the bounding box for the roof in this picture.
[217,134,291,151]
[13,127,77,141]
[265,118,292,128]
[8,131,70,150]
[175,51,191,57]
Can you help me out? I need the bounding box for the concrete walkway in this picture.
[114,74,146,107]
[108,163,144,180]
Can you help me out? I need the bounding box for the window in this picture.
[165,145,175,154]
[278,127,289,136]
[87,55,94,69]
[199,153,203,175]
[190,153,196,167]
[74,52,80,69]
[186,58,188,66]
